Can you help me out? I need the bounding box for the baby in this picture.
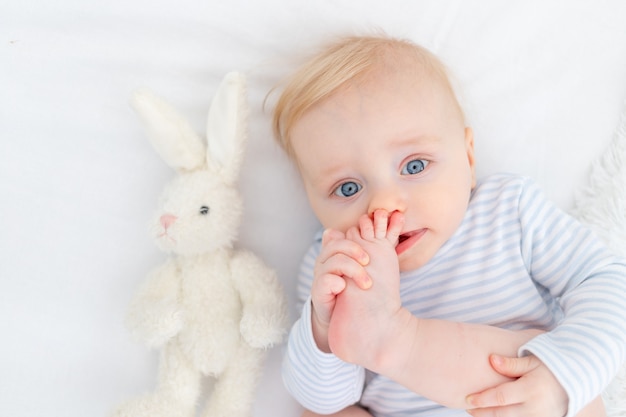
[273,34,626,417]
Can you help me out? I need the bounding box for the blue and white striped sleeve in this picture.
[282,236,366,414]
[517,177,626,417]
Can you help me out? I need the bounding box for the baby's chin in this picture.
[398,247,438,272]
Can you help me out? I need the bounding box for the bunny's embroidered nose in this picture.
[160,214,177,229]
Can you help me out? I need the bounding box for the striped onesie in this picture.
[283,173,626,417]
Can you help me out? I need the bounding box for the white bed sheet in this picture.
[2,1,626,416]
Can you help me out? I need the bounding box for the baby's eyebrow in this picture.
[308,165,344,188]
[390,134,440,147]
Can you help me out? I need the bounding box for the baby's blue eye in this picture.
[334,181,362,198]
[402,159,428,175]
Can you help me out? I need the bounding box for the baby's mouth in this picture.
[395,229,426,255]
[398,229,420,243]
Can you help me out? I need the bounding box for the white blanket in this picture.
[2,1,625,416]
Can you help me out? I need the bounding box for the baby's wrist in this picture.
[310,305,331,353]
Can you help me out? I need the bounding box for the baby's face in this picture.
[291,69,476,272]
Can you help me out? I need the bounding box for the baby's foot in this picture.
[328,210,405,366]
[356,209,403,246]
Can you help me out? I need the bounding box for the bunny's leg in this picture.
[113,341,201,417]
[154,341,202,411]
[202,342,266,417]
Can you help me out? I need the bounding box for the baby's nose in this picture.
[160,214,177,229]
[367,185,407,217]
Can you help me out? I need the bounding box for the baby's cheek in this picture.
[319,217,351,234]
[314,202,365,233]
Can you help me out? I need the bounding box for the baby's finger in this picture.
[489,354,541,378]
[466,403,525,417]
[465,380,524,410]
[318,253,372,290]
[314,272,347,300]
[311,273,346,326]
[319,234,369,266]
[322,228,345,245]
[350,272,373,290]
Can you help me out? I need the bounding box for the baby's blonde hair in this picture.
[271,34,463,158]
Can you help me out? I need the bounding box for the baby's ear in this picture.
[205,72,248,184]
[131,89,206,171]
[464,127,476,188]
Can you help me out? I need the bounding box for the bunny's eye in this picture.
[199,206,210,215]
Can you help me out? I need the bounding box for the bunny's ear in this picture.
[205,72,248,184]
[130,89,205,171]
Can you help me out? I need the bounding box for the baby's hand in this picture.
[466,354,569,417]
[328,209,406,366]
[310,228,371,352]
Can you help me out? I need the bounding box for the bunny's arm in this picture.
[125,258,184,348]
[230,250,288,349]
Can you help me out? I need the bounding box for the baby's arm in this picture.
[467,178,626,417]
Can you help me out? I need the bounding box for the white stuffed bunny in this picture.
[113,72,288,417]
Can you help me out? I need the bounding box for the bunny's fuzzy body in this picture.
[158,252,241,374]
[112,73,287,417]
